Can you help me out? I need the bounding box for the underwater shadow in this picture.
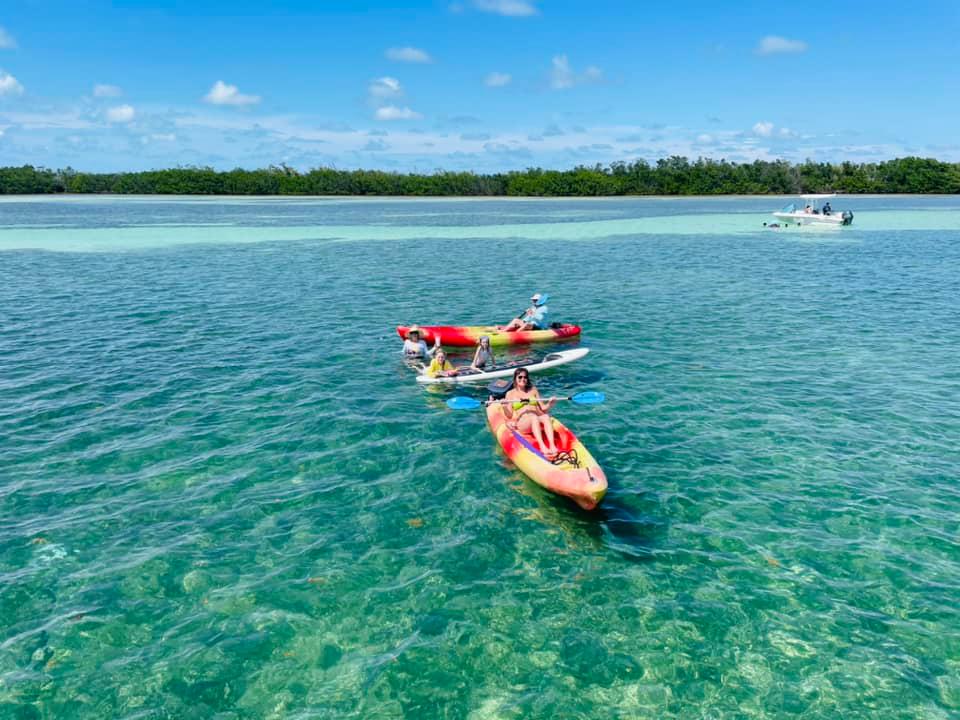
[507,468,666,563]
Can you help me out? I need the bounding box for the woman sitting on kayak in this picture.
[470,335,495,371]
[425,349,459,378]
[502,368,558,458]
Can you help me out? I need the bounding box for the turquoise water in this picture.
[2,195,960,718]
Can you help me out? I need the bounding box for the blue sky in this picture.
[1,0,958,172]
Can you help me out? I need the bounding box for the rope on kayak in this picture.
[550,449,580,469]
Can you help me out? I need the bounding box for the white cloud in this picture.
[473,0,538,16]
[0,27,16,49]
[756,36,808,55]
[549,55,602,90]
[93,84,123,98]
[369,76,402,99]
[203,80,261,106]
[386,47,432,63]
[752,121,774,137]
[0,70,24,96]
[375,105,422,121]
[106,104,135,123]
[696,134,713,144]
[582,66,603,82]
[779,127,796,138]
[485,72,512,87]
[551,55,574,89]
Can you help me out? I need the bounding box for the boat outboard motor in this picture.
[841,210,854,226]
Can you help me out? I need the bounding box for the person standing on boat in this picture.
[402,326,440,360]
[501,292,549,332]
[823,201,832,216]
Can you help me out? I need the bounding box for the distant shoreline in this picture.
[2,157,959,196]
[3,192,960,202]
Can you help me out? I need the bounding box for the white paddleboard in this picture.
[416,347,590,385]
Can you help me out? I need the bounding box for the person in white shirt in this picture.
[401,326,440,360]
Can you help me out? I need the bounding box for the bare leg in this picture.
[519,414,547,454]
[539,416,558,455]
[521,414,557,457]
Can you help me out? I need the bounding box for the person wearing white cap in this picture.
[500,292,549,332]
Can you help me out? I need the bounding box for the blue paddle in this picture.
[446,391,605,410]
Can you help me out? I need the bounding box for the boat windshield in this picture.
[780,203,796,213]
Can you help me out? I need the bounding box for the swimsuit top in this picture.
[511,395,537,411]
[475,348,494,367]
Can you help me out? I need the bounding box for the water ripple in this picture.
[1,197,959,718]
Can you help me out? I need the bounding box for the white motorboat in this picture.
[772,194,854,227]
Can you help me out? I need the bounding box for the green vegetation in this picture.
[2,157,960,196]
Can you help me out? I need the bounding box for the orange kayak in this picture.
[486,402,607,510]
[397,324,581,347]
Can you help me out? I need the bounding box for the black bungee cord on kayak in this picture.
[550,449,580,468]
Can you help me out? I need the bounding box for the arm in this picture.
[502,393,515,420]
[533,390,556,412]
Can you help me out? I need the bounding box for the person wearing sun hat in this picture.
[401,325,441,360]
[501,292,550,332]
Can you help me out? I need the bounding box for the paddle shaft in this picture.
[487,395,574,407]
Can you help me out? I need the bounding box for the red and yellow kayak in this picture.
[486,402,607,510]
[397,324,581,347]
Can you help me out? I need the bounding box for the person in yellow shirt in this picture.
[425,349,459,378]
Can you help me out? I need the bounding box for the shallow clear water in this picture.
[2,196,959,718]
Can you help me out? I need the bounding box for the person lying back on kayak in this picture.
[425,349,459,378]
[470,335,495,371]
[402,325,441,360]
[501,367,558,458]
[500,292,549,332]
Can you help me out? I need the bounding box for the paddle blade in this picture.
[446,396,482,410]
[571,391,605,405]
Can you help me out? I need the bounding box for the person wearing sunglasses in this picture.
[502,367,558,458]
[500,292,549,332]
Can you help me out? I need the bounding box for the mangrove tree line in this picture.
[2,157,959,196]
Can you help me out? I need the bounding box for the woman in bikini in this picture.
[502,368,558,458]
